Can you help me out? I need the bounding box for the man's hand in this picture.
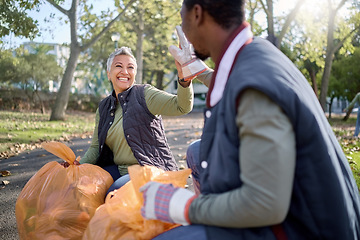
[169,26,208,82]
[140,181,196,225]
[169,26,193,65]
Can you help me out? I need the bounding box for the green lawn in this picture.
[329,115,360,189]
[0,110,95,158]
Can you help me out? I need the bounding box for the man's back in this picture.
[199,37,360,239]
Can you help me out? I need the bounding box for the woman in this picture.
[80,46,194,194]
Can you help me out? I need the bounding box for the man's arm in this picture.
[188,89,296,227]
[196,69,213,88]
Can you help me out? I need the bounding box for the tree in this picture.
[76,0,182,93]
[331,46,360,119]
[139,0,182,88]
[319,0,360,111]
[75,30,118,96]
[0,0,40,39]
[286,4,328,97]
[0,48,20,85]
[123,0,145,83]
[19,44,63,113]
[121,0,181,84]
[259,0,307,47]
[280,0,359,110]
[46,0,137,121]
[246,0,266,36]
[0,45,63,113]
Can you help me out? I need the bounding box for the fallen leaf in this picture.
[2,180,10,185]
[0,170,11,177]
[8,164,19,167]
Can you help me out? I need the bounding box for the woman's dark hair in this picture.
[183,0,245,29]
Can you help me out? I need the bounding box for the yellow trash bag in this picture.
[83,165,192,240]
[15,141,113,240]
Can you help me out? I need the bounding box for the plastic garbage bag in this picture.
[15,141,113,240]
[83,164,192,240]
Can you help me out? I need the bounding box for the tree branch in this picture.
[259,0,269,16]
[333,23,360,54]
[123,15,139,34]
[277,0,306,46]
[45,0,69,16]
[335,0,347,12]
[81,0,137,51]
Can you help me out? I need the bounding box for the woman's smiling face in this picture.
[107,54,137,95]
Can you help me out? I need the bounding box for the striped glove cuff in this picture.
[140,181,195,225]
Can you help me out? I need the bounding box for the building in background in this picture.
[164,71,208,109]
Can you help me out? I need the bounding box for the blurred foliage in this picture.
[331,47,360,101]
[0,44,63,89]
[0,0,359,112]
[0,0,40,39]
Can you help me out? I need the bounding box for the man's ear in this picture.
[193,4,204,26]
[107,71,110,80]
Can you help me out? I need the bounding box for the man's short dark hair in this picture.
[183,0,245,29]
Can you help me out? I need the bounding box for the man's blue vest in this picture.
[95,85,178,171]
[199,37,360,239]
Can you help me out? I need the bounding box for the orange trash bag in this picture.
[15,141,113,240]
[83,164,192,240]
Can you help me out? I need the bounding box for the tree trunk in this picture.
[319,0,348,111]
[155,70,164,90]
[319,50,334,112]
[260,0,305,48]
[135,5,144,84]
[148,70,156,84]
[319,7,336,112]
[50,46,81,120]
[276,0,306,48]
[34,90,46,114]
[265,0,278,46]
[343,106,353,121]
[307,67,318,97]
[328,96,334,119]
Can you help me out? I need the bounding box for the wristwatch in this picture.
[178,76,186,83]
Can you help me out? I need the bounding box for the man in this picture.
[140,0,360,239]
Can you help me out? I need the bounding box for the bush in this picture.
[0,88,102,113]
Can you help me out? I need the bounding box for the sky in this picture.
[3,0,117,48]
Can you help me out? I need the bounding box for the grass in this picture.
[329,115,360,189]
[0,110,95,158]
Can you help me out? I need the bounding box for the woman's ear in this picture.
[107,71,110,80]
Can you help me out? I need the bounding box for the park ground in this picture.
[1,110,360,239]
[0,110,204,239]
